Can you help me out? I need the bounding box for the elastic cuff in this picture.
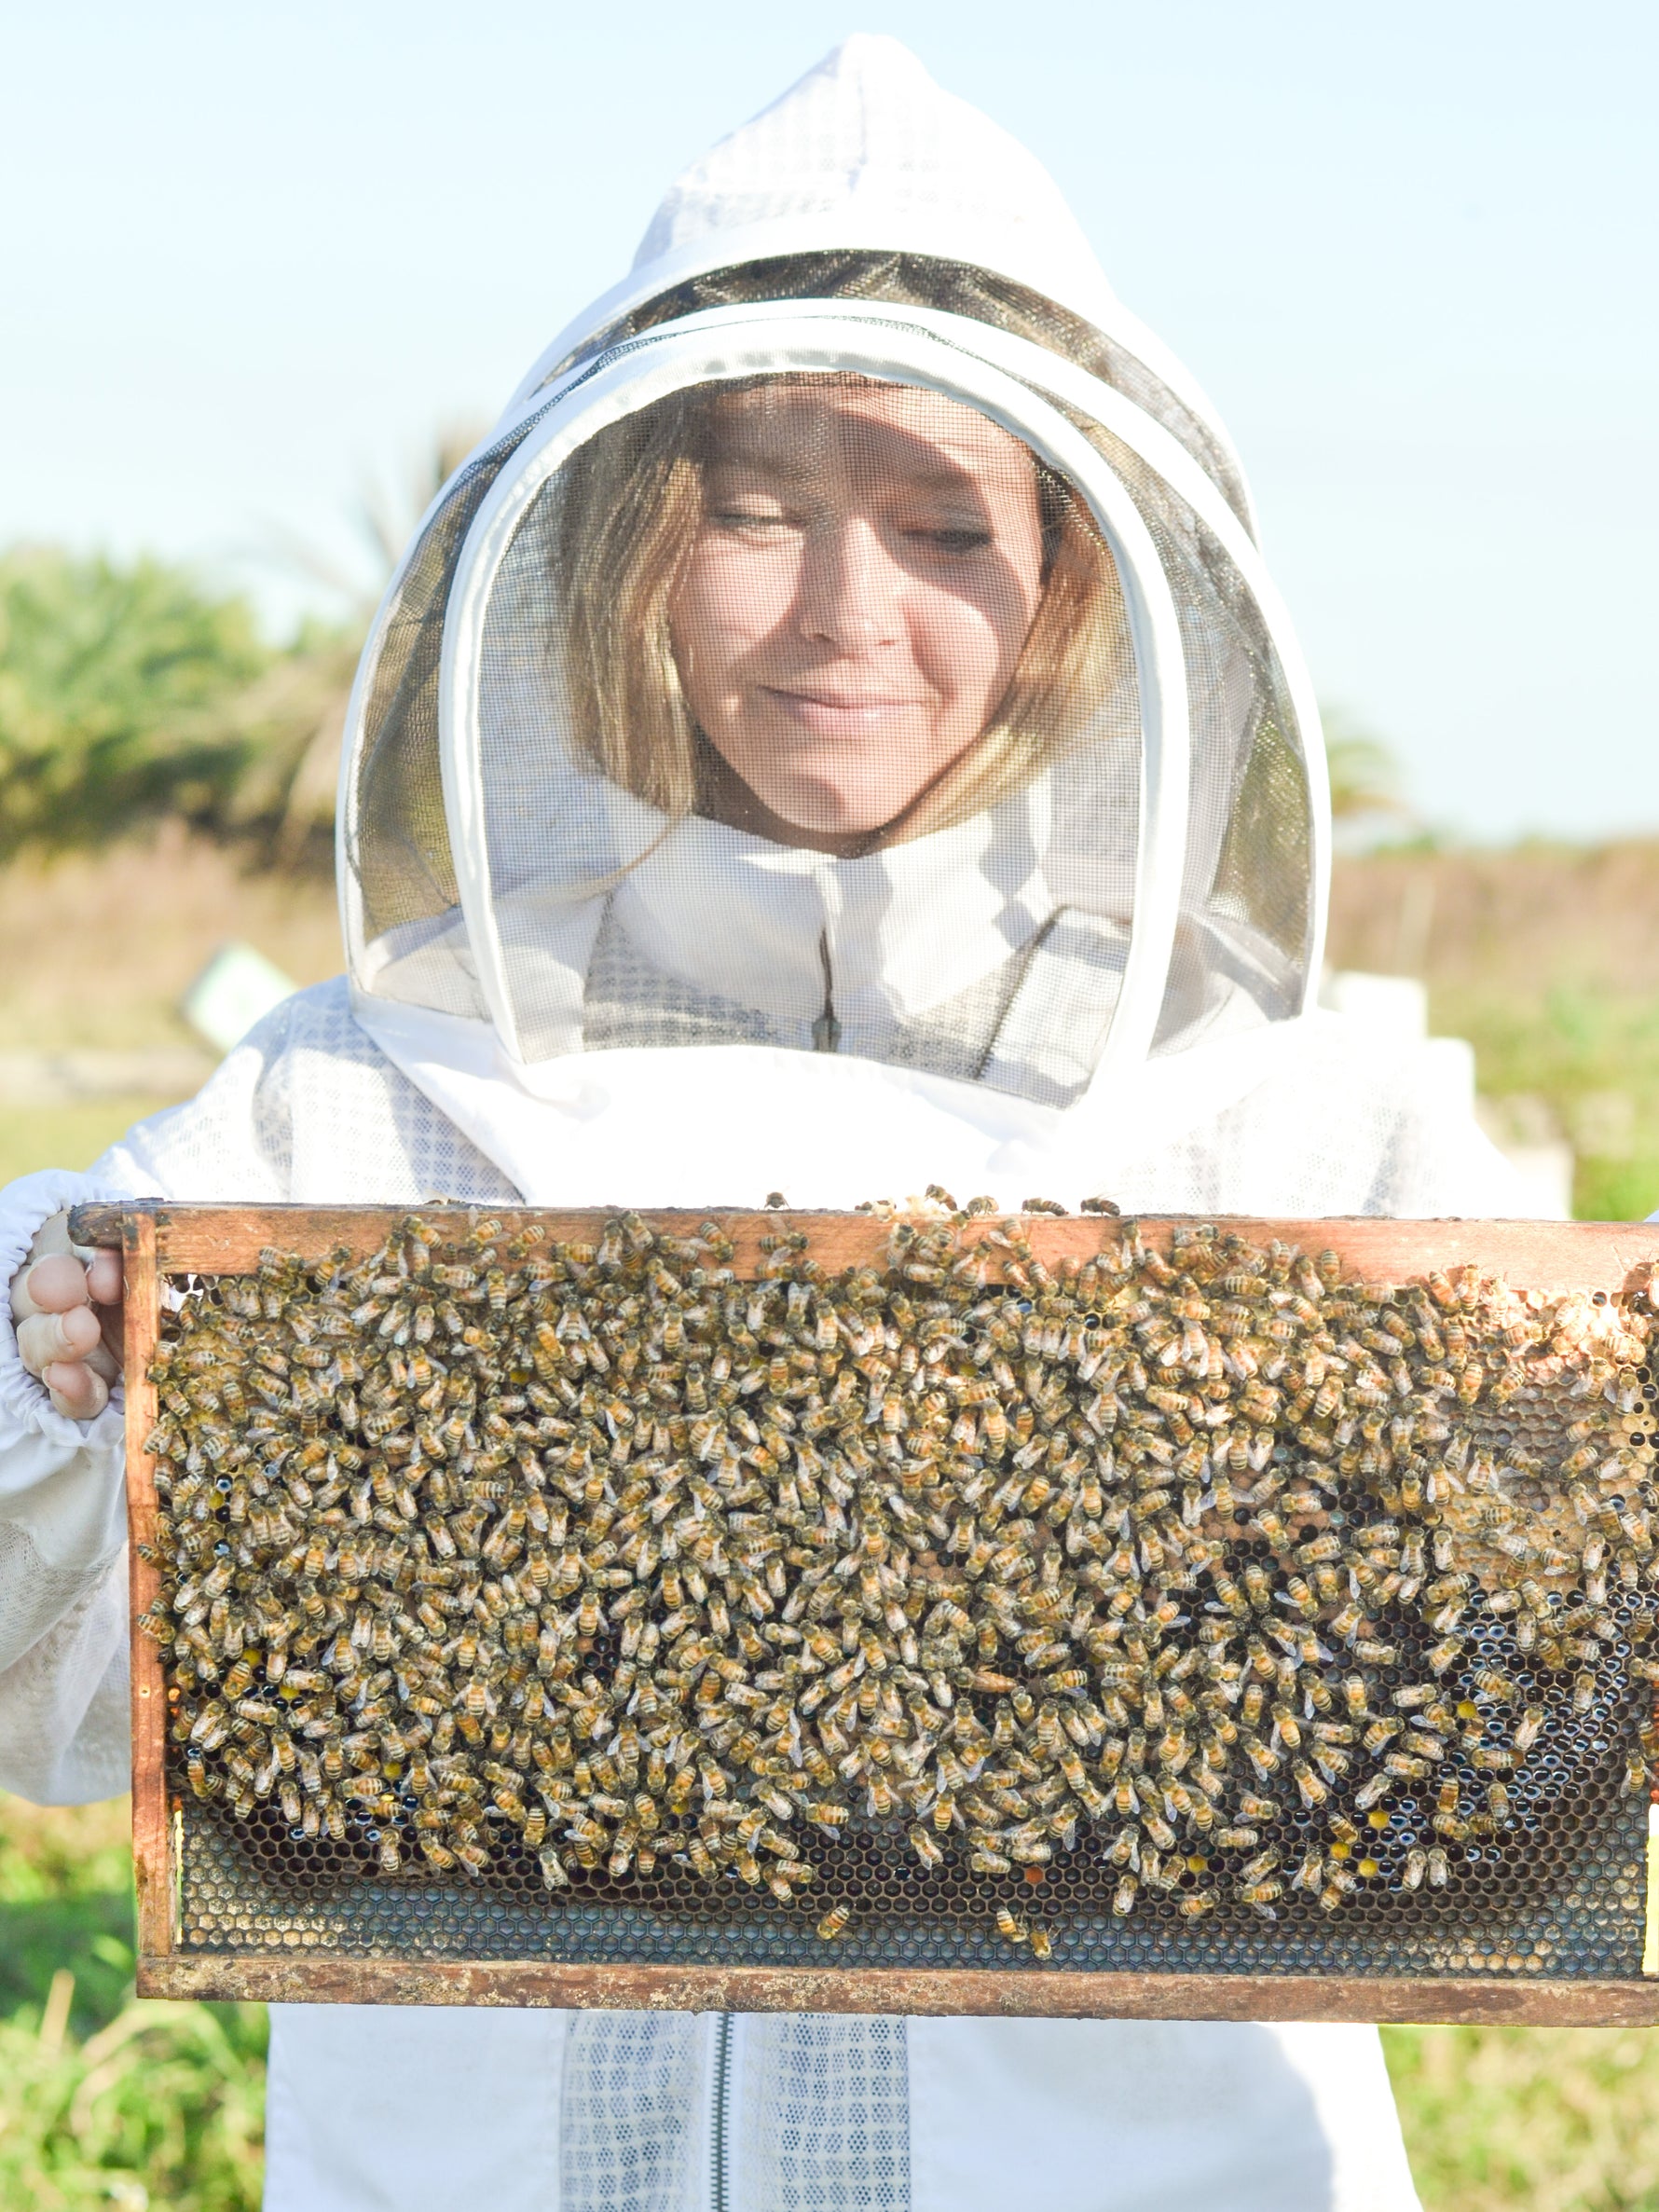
[0,1170,134,1450]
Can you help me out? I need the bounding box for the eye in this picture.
[711,507,795,534]
[907,527,994,555]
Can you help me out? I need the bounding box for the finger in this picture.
[96,1305,126,1376]
[18,1305,103,1375]
[84,1342,122,1385]
[24,1254,95,1314]
[42,1361,111,1422]
[8,1213,73,1325]
[85,1250,124,1307]
[28,1213,72,1261]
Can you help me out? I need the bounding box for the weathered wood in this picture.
[136,1953,1659,2027]
[122,1207,172,1961]
[66,1202,126,1248]
[67,1200,1659,1293]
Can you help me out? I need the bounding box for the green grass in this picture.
[1435,984,1659,1223]
[0,1795,265,2211]
[1385,2024,1659,2211]
[0,1099,183,1188]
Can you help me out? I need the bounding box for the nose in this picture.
[795,515,904,653]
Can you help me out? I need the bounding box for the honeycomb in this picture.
[142,1205,1659,1981]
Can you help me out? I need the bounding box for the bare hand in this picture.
[9,1212,124,1420]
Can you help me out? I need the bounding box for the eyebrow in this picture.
[708,450,998,496]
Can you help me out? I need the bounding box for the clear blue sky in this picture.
[4,0,1653,841]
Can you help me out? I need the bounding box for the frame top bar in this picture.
[67,1200,1659,1293]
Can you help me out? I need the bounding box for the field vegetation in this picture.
[1329,839,1659,1223]
[0,548,1655,2202]
[0,549,353,873]
[0,1793,264,2210]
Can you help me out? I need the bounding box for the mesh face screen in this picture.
[349,412,549,1024]
[349,273,1319,1097]
[1031,408,1312,1050]
[352,429,529,935]
[542,251,1257,539]
[472,373,1151,1096]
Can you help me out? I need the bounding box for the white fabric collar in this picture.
[350,984,1323,1212]
[611,797,1054,1033]
[486,786,1058,1064]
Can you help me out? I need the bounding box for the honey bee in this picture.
[1290,1848,1324,1893]
[1293,1762,1328,1808]
[1238,1879,1282,1907]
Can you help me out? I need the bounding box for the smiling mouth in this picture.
[761,686,925,730]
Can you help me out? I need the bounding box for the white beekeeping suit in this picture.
[0,35,1528,2212]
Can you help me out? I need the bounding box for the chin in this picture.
[771,787,902,839]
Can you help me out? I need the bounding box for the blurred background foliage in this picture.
[0,1794,265,2210]
[1322,701,1412,830]
[0,519,1654,2205]
[1326,839,1659,1223]
[0,427,481,879]
[0,547,355,872]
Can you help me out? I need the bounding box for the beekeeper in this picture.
[2,35,1529,2212]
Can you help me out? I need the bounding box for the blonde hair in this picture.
[554,374,1131,847]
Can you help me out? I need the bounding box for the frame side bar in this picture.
[123,1208,173,1963]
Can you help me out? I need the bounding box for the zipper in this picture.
[710,2011,734,2212]
[812,928,842,1052]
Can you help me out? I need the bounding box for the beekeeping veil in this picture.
[339,36,1327,1209]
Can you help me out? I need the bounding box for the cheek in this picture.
[670,545,796,687]
[908,586,1032,710]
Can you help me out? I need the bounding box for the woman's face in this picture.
[667,381,1047,847]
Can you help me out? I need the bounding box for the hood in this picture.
[336,38,1328,1208]
[513,36,1255,536]
[569,35,1114,364]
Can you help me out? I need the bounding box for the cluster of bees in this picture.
[142,1202,1658,1950]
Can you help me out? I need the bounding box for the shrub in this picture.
[0,549,354,869]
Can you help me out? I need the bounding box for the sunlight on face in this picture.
[667,381,1046,848]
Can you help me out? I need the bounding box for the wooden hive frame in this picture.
[77,1200,1659,2027]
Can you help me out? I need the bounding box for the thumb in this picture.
[10,1211,76,1326]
